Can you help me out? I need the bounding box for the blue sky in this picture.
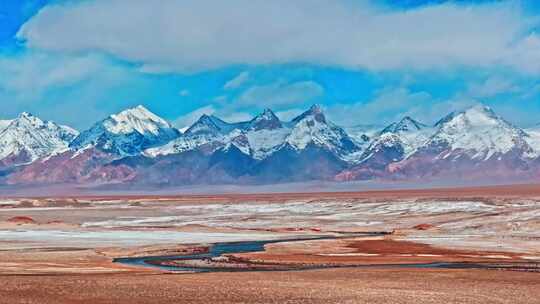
[1,0,540,129]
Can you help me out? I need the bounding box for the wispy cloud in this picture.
[224,71,250,90]
[236,80,324,108]
[0,52,109,98]
[467,76,520,99]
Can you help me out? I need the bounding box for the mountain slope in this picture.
[525,126,540,158]
[0,119,12,132]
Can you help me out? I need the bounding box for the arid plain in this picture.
[1,185,539,303]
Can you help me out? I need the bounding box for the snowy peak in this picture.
[292,104,326,124]
[427,104,530,160]
[15,112,47,128]
[286,105,360,158]
[435,105,498,128]
[436,105,519,133]
[70,105,179,156]
[381,116,427,134]
[104,105,174,136]
[246,108,282,131]
[184,114,234,136]
[356,116,431,164]
[0,113,78,164]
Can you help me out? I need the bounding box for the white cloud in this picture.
[224,71,250,90]
[237,80,324,108]
[16,0,540,73]
[179,89,190,96]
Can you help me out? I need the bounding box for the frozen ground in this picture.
[0,196,539,253]
[0,230,288,248]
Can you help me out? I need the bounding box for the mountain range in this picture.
[1,104,539,188]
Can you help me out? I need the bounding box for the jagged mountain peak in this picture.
[381,116,427,134]
[292,104,326,124]
[14,112,44,126]
[184,113,234,136]
[286,105,360,158]
[260,108,278,119]
[308,103,323,113]
[19,111,34,118]
[247,108,282,131]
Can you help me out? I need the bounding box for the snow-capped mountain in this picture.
[0,112,78,167]
[373,117,432,157]
[335,116,431,180]
[70,105,180,156]
[284,105,361,159]
[423,105,532,161]
[4,103,540,187]
[377,105,536,181]
[337,105,537,181]
[147,106,360,162]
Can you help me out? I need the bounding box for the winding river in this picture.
[114,235,539,273]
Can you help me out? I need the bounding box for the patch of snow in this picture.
[524,128,540,158]
[246,128,290,159]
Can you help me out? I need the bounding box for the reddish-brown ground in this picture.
[1,268,539,304]
[232,238,527,267]
[1,185,539,303]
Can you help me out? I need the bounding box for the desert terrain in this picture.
[0,184,539,303]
